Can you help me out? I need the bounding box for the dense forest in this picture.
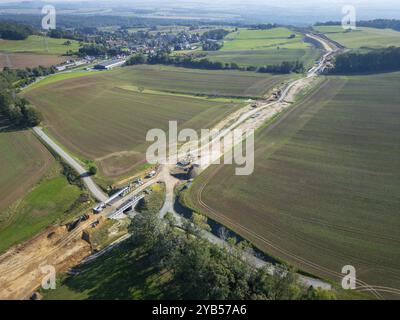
[201,39,224,51]
[250,23,278,30]
[0,67,49,128]
[201,28,229,40]
[0,22,34,40]
[316,19,400,32]
[129,210,336,300]
[328,46,400,74]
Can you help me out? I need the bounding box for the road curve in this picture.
[32,127,108,203]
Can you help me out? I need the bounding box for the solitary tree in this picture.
[89,165,97,175]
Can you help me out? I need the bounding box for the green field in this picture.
[314,26,400,50]
[204,27,321,68]
[0,35,81,55]
[0,124,54,214]
[24,65,287,181]
[186,73,400,298]
[110,65,287,97]
[0,165,83,253]
[42,240,174,300]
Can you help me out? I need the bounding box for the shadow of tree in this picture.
[0,115,30,133]
[60,241,178,300]
[79,172,92,178]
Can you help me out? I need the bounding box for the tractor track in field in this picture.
[187,34,389,299]
[195,176,383,299]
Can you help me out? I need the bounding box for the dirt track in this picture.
[0,223,92,299]
[0,170,160,300]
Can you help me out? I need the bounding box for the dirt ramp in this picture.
[0,224,91,300]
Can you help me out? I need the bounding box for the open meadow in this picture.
[314,26,400,50]
[0,119,85,253]
[204,27,320,68]
[0,166,83,253]
[0,35,80,69]
[185,73,400,297]
[23,65,288,182]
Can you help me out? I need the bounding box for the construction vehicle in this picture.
[66,214,90,232]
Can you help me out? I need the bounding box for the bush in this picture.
[89,165,97,176]
[125,53,147,65]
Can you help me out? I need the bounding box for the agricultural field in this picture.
[0,120,85,253]
[23,65,288,182]
[0,35,80,69]
[0,122,54,214]
[110,65,288,97]
[0,53,69,69]
[314,26,400,50]
[0,167,83,253]
[185,73,400,298]
[204,27,321,68]
[0,35,80,55]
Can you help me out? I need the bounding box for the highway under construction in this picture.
[0,32,352,299]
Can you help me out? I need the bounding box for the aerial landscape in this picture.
[0,0,399,306]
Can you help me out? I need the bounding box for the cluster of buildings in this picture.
[55,56,128,73]
[103,29,202,55]
[55,59,87,71]
[93,58,126,70]
[54,27,220,73]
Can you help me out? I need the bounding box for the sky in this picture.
[0,0,399,5]
[0,0,399,9]
[0,0,398,23]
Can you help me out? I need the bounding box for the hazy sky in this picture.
[1,0,399,5]
[1,0,399,23]
[0,0,399,10]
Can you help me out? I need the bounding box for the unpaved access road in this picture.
[0,171,161,300]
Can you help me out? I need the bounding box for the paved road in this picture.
[33,127,107,203]
[177,33,336,167]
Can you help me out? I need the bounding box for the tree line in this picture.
[201,28,229,50]
[0,22,35,40]
[201,28,230,41]
[258,60,304,73]
[0,67,49,128]
[126,52,304,74]
[76,44,128,57]
[129,210,336,300]
[316,19,400,32]
[328,46,400,74]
